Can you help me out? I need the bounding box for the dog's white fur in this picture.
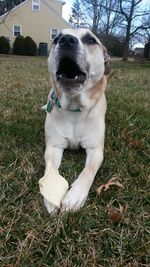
[43,28,110,213]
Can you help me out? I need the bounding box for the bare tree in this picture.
[117,0,150,61]
[99,0,121,36]
[81,0,105,33]
[72,0,120,35]
[135,10,150,45]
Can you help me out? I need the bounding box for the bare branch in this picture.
[132,12,150,20]
[119,0,129,21]
[134,0,142,7]
[131,25,150,38]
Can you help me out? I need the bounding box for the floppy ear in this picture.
[103,46,110,75]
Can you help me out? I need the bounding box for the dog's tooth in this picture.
[59,74,62,78]
[75,76,78,80]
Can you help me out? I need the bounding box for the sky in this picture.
[62,0,73,21]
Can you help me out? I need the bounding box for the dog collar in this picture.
[46,90,81,113]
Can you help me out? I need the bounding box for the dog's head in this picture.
[48,28,110,96]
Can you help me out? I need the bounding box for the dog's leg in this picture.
[45,145,63,170]
[61,145,104,211]
[43,145,64,214]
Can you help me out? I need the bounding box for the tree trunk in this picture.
[122,22,131,61]
[92,0,98,34]
[122,39,129,61]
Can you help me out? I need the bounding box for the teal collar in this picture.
[46,90,81,113]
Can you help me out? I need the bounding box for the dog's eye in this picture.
[88,37,97,44]
[53,33,62,45]
[82,34,97,45]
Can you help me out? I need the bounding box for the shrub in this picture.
[111,38,124,57]
[24,36,37,56]
[13,35,25,55]
[0,36,10,54]
[98,33,124,57]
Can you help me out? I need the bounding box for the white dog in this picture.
[42,28,110,214]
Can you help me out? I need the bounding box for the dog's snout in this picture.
[59,34,78,49]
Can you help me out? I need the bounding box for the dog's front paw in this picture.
[61,182,88,212]
[44,198,58,215]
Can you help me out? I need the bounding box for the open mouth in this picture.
[56,57,86,83]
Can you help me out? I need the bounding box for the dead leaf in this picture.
[96,176,123,195]
[130,139,142,149]
[121,128,142,149]
[107,203,128,223]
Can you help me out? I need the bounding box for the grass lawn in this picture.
[0,55,150,267]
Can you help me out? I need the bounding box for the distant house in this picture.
[134,47,144,60]
[0,0,70,52]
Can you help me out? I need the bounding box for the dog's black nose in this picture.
[59,34,78,49]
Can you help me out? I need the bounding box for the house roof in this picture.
[41,0,69,25]
[0,0,69,26]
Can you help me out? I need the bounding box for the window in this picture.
[50,29,59,40]
[32,0,40,11]
[13,26,21,37]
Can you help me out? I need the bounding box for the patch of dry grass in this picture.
[0,56,150,266]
